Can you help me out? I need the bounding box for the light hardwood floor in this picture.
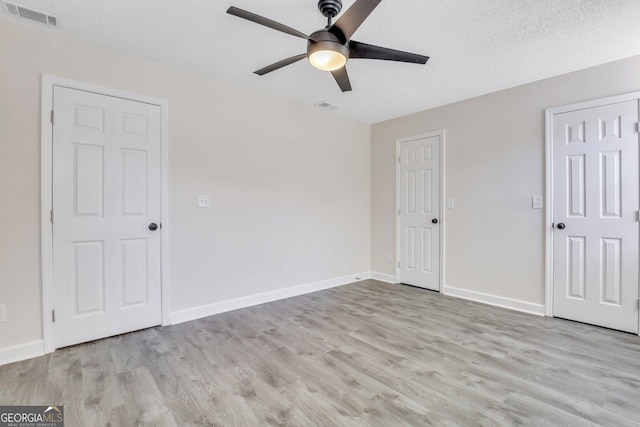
[1,280,639,426]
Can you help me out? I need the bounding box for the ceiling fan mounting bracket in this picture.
[317,0,343,18]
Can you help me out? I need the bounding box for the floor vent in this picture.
[4,2,58,26]
[315,101,340,110]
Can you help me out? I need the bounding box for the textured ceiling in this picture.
[2,0,640,123]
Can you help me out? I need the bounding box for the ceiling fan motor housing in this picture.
[318,0,343,18]
[308,30,350,59]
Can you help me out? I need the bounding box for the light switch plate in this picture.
[0,304,7,323]
[197,195,211,208]
[446,198,454,209]
[532,196,543,209]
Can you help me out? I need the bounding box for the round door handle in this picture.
[149,223,158,231]
[432,219,438,224]
[557,223,565,230]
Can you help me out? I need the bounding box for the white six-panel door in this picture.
[52,86,162,348]
[552,100,639,333]
[398,136,441,290]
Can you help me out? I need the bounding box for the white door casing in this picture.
[397,134,442,291]
[548,97,640,334]
[47,83,166,349]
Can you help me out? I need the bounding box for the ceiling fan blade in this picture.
[349,40,429,64]
[331,67,352,92]
[227,6,309,39]
[254,54,307,76]
[330,0,381,42]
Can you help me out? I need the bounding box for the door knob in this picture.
[149,223,158,231]
[557,223,565,230]
[432,219,438,224]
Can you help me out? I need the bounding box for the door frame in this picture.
[544,91,640,334]
[40,75,171,353]
[395,130,446,290]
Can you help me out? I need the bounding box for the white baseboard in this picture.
[0,340,44,366]
[169,272,371,325]
[370,271,396,284]
[444,286,545,316]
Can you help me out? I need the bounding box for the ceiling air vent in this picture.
[315,101,340,111]
[4,2,58,26]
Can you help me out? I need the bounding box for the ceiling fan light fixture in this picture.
[309,50,346,71]
[308,40,349,71]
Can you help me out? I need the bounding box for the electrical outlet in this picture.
[285,262,292,274]
[197,195,211,208]
[0,304,7,323]
[446,198,454,209]
[385,253,392,263]
[532,196,543,209]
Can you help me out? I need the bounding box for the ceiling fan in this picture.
[227,0,429,92]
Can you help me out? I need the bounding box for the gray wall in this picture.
[0,21,371,353]
[371,54,640,305]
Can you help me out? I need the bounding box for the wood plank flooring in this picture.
[1,280,639,426]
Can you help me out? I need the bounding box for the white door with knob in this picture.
[397,135,441,291]
[52,86,163,348]
[551,98,639,333]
